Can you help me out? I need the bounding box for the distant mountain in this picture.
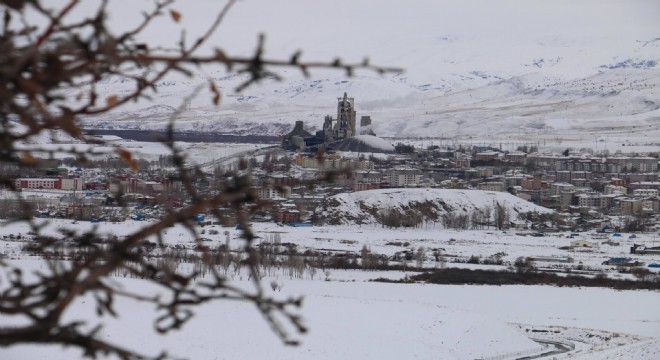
[73,0,659,140]
[316,188,552,226]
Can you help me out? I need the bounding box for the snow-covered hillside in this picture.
[317,188,552,225]
[51,0,659,141]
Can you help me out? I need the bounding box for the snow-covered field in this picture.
[1,219,659,359]
[3,274,659,360]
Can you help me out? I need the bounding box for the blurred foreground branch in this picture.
[0,0,400,358]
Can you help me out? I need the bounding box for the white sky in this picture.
[34,0,660,79]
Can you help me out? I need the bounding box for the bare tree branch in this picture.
[0,0,400,358]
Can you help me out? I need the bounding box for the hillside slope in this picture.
[317,188,552,226]
[53,0,659,141]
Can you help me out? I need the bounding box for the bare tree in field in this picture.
[0,1,400,358]
[482,205,492,229]
[415,246,426,269]
[493,202,510,230]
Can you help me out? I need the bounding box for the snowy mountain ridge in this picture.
[55,0,659,141]
[77,61,660,142]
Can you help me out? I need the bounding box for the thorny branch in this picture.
[0,0,400,358]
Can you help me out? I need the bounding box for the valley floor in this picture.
[1,272,659,359]
[1,220,659,359]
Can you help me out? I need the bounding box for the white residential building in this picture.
[633,188,658,198]
[385,167,422,187]
[254,186,291,200]
[477,182,506,192]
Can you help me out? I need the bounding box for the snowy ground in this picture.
[3,219,659,272]
[1,219,659,359]
[1,268,658,360]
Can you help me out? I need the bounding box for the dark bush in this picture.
[405,268,660,290]
[466,255,481,264]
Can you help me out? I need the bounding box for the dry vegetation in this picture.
[0,0,399,358]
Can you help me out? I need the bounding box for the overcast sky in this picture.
[31,0,660,80]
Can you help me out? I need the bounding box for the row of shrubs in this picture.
[374,267,660,290]
[455,253,507,266]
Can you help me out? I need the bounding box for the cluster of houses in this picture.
[266,139,660,230]
[6,168,185,221]
[468,152,660,219]
[276,95,658,228]
[3,94,659,229]
[4,139,659,230]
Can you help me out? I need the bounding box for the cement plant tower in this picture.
[323,92,356,142]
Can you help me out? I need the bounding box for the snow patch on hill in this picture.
[318,188,552,226]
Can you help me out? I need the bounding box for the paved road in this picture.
[517,339,574,359]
